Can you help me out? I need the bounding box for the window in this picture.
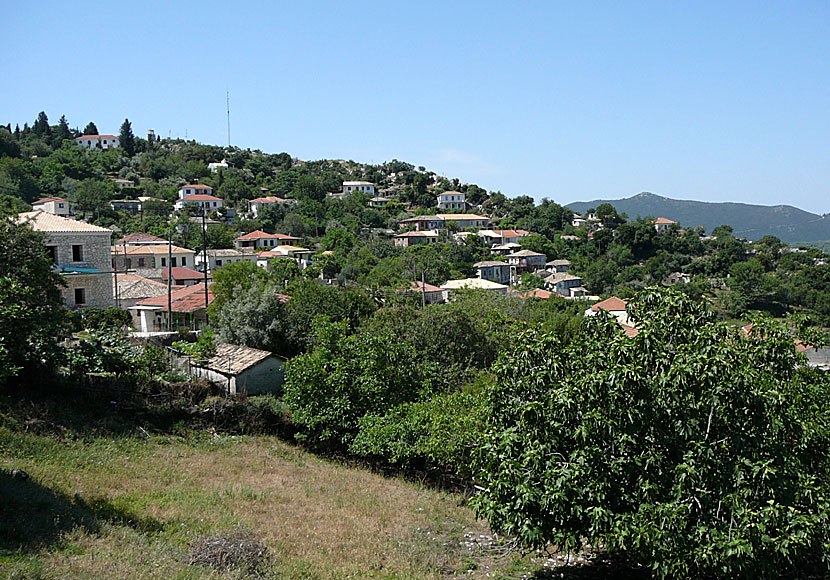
[126,259,132,269]
[161,257,166,267]
[74,288,86,306]
[138,258,145,267]
[171,257,177,267]
[72,245,83,262]
[46,246,57,263]
[59,203,65,208]
[216,259,222,266]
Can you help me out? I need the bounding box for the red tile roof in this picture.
[521,288,554,299]
[654,217,677,224]
[33,196,68,204]
[592,296,628,312]
[620,324,640,337]
[409,280,443,293]
[236,230,300,241]
[250,196,288,203]
[180,184,213,190]
[137,282,214,312]
[116,232,167,244]
[161,267,209,282]
[76,134,117,139]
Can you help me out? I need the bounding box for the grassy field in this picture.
[1,419,574,579]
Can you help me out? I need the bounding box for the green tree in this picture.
[119,118,136,157]
[473,288,830,578]
[82,121,99,135]
[0,219,66,384]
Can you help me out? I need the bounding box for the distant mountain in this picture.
[566,192,830,243]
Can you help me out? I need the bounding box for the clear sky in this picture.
[3,1,829,214]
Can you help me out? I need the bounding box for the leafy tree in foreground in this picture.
[473,287,830,579]
[0,219,66,384]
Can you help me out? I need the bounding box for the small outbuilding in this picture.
[189,343,285,395]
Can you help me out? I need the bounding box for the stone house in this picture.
[189,343,285,395]
[16,211,114,309]
[112,244,196,281]
[474,260,511,285]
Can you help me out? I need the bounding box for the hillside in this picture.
[567,192,830,243]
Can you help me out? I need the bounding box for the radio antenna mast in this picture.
[226,90,231,148]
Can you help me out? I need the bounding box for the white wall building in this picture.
[75,134,120,150]
[436,191,467,211]
[342,181,375,195]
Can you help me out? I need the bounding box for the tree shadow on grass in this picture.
[0,469,163,555]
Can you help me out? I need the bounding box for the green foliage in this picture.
[283,317,437,445]
[212,283,293,355]
[473,288,830,578]
[173,328,218,360]
[0,219,66,384]
[119,118,136,157]
[65,330,166,384]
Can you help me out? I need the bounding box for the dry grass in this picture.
[0,432,538,579]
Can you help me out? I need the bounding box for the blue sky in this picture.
[3,1,829,213]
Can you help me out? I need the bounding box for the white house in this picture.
[17,211,114,309]
[178,184,214,199]
[174,194,223,212]
[32,196,71,217]
[75,134,119,150]
[195,248,259,271]
[545,272,587,297]
[436,191,467,211]
[247,196,293,218]
[234,230,302,250]
[256,246,314,269]
[654,217,678,233]
[208,160,229,172]
[478,229,530,246]
[342,181,375,195]
[110,199,141,213]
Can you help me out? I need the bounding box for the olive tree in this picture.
[473,288,830,578]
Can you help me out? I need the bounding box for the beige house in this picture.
[17,211,114,309]
[111,244,196,281]
[436,191,467,211]
[32,196,72,217]
[235,230,302,250]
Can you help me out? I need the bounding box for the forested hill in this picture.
[567,192,830,243]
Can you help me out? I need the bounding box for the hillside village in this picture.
[3,114,830,579]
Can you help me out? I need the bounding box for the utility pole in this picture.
[421,270,426,309]
[167,226,173,332]
[202,208,209,323]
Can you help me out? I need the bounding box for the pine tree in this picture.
[83,121,98,135]
[33,111,50,138]
[52,115,73,147]
[119,118,136,156]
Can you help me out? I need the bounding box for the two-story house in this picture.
[17,211,114,309]
[112,244,196,282]
[545,272,587,297]
[178,184,214,199]
[399,214,490,231]
[474,260,511,285]
[653,217,678,233]
[393,230,440,248]
[436,191,467,211]
[247,196,293,218]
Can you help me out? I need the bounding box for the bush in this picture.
[473,288,830,578]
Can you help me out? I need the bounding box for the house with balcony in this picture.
[477,229,530,246]
[436,191,467,211]
[16,211,114,309]
[506,250,547,279]
[399,213,490,231]
[174,194,223,212]
[110,199,142,213]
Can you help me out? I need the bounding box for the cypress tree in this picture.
[119,118,136,156]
